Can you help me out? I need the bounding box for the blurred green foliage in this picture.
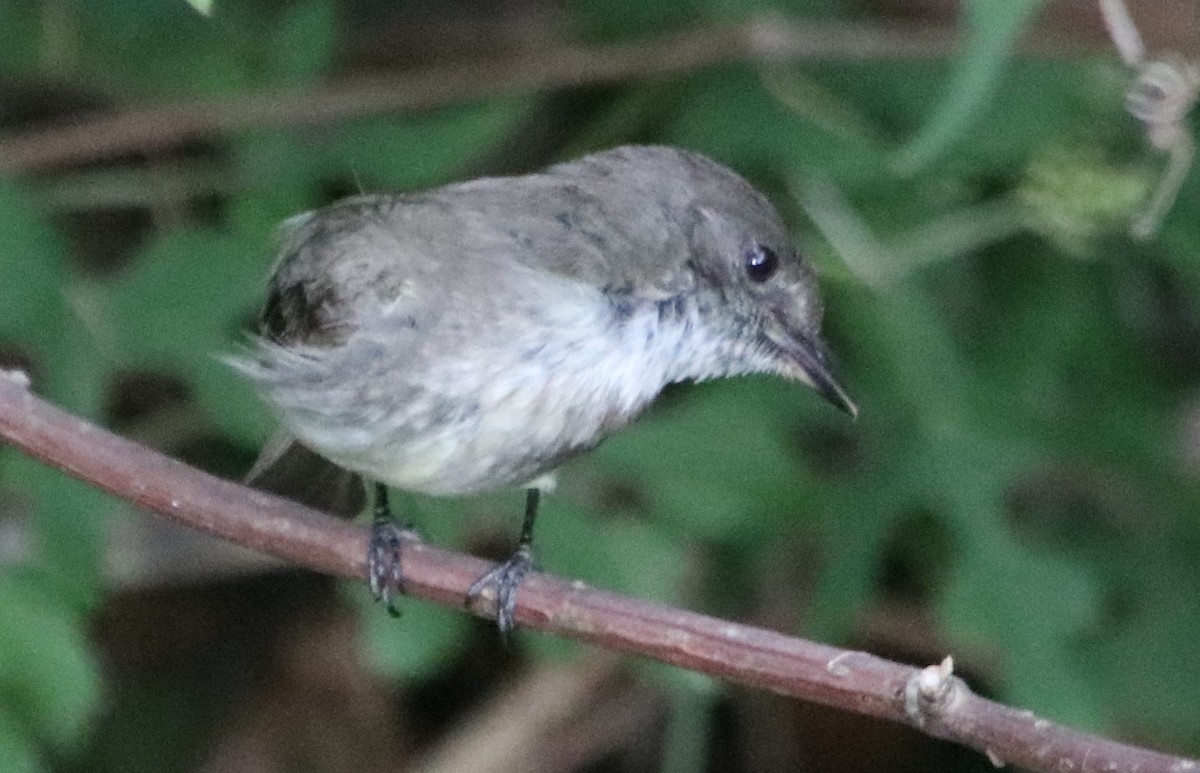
[2,0,1199,768]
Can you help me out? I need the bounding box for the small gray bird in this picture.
[231,145,855,633]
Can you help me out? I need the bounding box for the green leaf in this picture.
[77,0,253,96]
[0,707,42,773]
[184,0,213,17]
[536,498,688,603]
[268,0,336,85]
[227,99,535,207]
[561,82,683,158]
[835,285,974,425]
[590,379,822,544]
[107,227,275,443]
[1080,540,1200,738]
[0,182,107,415]
[109,229,264,366]
[0,2,40,73]
[0,182,70,349]
[225,131,330,261]
[665,68,889,189]
[333,97,537,191]
[360,594,470,679]
[194,358,277,447]
[0,571,101,753]
[942,518,1103,725]
[660,687,717,773]
[5,457,113,610]
[1017,146,1148,256]
[892,0,1045,174]
[806,478,909,641]
[77,1,331,95]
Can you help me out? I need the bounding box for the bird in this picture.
[229,144,856,633]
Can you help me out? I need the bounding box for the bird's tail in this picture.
[245,431,366,519]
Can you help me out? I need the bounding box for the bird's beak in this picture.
[765,325,858,419]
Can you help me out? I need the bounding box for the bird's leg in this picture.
[368,482,419,617]
[466,488,540,636]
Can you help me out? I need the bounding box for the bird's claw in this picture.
[466,544,534,636]
[368,519,418,617]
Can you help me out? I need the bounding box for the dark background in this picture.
[1,0,1198,770]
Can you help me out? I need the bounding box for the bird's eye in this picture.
[744,243,779,283]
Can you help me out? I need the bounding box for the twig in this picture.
[0,370,1193,773]
[0,17,1102,175]
[1098,0,1145,66]
[1097,0,1200,239]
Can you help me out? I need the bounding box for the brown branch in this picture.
[0,18,1100,175]
[0,369,1192,773]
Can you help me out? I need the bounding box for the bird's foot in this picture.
[368,518,420,617]
[466,544,534,636]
